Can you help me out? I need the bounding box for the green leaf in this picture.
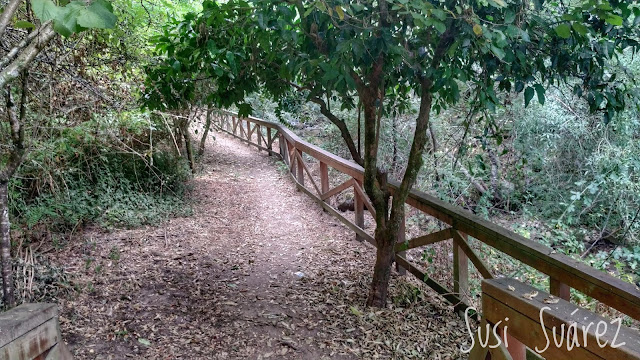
[524,86,534,107]
[31,0,59,21]
[571,22,588,36]
[432,19,446,34]
[138,338,151,346]
[14,20,36,29]
[504,9,515,24]
[605,15,623,26]
[349,306,363,316]
[554,23,571,38]
[237,103,252,117]
[335,6,344,20]
[490,45,505,60]
[534,84,545,105]
[53,2,85,37]
[76,0,117,29]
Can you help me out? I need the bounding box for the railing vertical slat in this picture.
[280,135,289,165]
[354,180,364,242]
[296,149,304,187]
[550,277,571,301]
[453,232,469,300]
[319,161,329,194]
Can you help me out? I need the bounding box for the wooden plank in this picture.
[550,278,571,301]
[321,179,354,201]
[214,126,281,156]
[291,173,375,246]
[395,228,453,252]
[0,303,57,347]
[294,150,321,195]
[287,142,296,174]
[453,230,493,280]
[44,342,73,360]
[453,234,469,299]
[468,318,514,360]
[257,125,262,146]
[0,318,59,360]
[279,135,288,165]
[394,182,640,320]
[354,180,365,242]
[353,180,376,218]
[319,162,330,194]
[296,149,304,186]
[219,110,365,180]
[394,256,467,313]
[483,278,640,360]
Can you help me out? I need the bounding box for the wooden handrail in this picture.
[211,109,640,322]
[0,303,73,359]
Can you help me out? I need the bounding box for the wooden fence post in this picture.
[267,128,272,155]
[396,213,407,275]
[296,149,304,187]
[279,136,288,164]
[257,125,262,147]
[550,277,571,301]
[319,162,329,194]
[354,180,364,242]
[453,232,469,301]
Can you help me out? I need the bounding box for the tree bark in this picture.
[0,180,14,308]
[364,23,456,307]
[0,0,23,39]
[199,106,213,156]
[183,126,195,173]
[0,21,55,89]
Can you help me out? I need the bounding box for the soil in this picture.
[52,134,468,359]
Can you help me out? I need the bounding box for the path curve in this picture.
[55,133,467,359]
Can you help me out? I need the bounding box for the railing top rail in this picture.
[218,109,640,320]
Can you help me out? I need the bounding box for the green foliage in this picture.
[31,0,117,37]
[9,112,191,231]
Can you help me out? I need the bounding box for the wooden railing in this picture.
[212,109,640,358]
[0,303,72,360]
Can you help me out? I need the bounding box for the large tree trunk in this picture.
[367,226,398,307]
[0,180,14,308]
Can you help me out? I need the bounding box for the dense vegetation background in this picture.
[0,0,201,307]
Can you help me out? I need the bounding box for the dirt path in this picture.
[54,134,468,359]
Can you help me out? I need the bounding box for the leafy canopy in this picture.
[143,0,639,124]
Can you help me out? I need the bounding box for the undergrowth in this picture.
[10,111,192,234]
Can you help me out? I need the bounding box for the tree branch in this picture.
[308,95,364,166]
[0,0,23,39]
[0,77,26,181]
[0,21,55,89]
[389,22,457,226]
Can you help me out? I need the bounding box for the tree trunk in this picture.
[0,180,14,308]
[198,106,213,156]
[183,129,195,173]
[367,227,397,307]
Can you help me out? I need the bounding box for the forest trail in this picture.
[52,134,467,360]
